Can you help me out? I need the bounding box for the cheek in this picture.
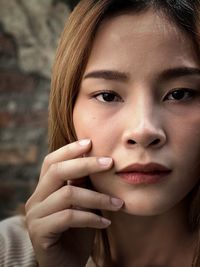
[165,109,200,155]
[169,114,200,182]
[73,106,118,156]
[74,115,97,137]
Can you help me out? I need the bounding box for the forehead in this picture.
[85,9,199,74]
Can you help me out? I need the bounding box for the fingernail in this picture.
[98,157,112,166]
[111,197,124,207]
[79,139,91,146]
[101,217,111,226]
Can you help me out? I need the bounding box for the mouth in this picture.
[116,163,172,185]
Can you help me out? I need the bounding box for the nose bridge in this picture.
[123,88,166,148]
[132,92,156,130]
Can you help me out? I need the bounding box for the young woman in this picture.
[1,0,200,266]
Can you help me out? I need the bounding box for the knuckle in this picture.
[25,207,36,228]
[25,195,35,213]
[65,209,74,223]
[40,240,53,251]
[27,221,45,248]
[65,144,73,154]
[98,194,110,207]
[65,185,74,200]
[43,154,52,168]
[26,220,38,238]
[48,162,59,176]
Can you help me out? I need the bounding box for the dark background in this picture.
[0,0,80,220]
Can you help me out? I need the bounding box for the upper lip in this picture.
[117,163,171,173]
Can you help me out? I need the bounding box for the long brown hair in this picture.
[49,0,200,266]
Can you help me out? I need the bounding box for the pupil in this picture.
[172,90,184,100]
[103,93,115,101]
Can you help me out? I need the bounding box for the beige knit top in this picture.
[0,216,95,267]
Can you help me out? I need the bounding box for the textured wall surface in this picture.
[0,0,71,219]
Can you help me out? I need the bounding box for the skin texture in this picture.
[25,9,200,267]
[73,10,200,266]
[73,11,200,216]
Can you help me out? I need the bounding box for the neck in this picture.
[102,198,197,267]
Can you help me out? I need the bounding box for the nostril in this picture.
[128,139,136,145]
[151,139,160,145]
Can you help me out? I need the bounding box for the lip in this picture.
[116,163,172,185]
[117,163,171,173]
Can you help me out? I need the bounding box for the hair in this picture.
[49,0,200,266]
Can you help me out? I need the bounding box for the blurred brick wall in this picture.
[0,0,71,219]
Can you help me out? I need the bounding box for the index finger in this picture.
[40,139,91,179]
[28,156,113,205]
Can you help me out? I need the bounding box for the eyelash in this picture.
[164,88,198,101]
[93,90,123,103]
[92,88,198,103]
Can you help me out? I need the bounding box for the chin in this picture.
[119,196,176,217]
[90,175,184,217]
[121,205,167,216]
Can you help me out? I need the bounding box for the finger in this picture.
[26,157,113,208]
[28,210,111,244]
[40,139,92,179]
[27,185,124,219]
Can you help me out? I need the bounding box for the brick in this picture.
[0,33,17,58]
[0,71,36,93]
[0,0,71,220]
[0,112,12,128]
[0,183,15,201]
[0,145,38,165]
[0,110,48,128]
[0,182,32,219]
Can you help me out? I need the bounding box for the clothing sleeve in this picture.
[0,215,97,267]
[0,215,37,267]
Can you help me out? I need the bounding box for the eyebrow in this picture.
[83,70,129,82]
[159,67,200,81]
[83,67,200,82]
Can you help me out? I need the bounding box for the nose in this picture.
[122,101,166,149]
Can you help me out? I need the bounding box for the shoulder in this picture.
[0,215,37,267]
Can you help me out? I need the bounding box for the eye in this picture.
[164,88,197,101]
[94,90,122,103]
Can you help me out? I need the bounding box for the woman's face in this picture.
[73,10,200,215]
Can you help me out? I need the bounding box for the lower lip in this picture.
[117,171,171,185]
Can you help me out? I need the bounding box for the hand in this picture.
[25,140,123,267]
